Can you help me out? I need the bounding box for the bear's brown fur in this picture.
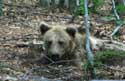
[39,22,86,67]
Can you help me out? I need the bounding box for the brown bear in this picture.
[39,22,86,67]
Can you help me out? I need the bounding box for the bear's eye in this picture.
[58,41,64,45]
[46,40,52,46]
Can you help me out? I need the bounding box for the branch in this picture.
[111,23,123,36]
[111,0,123,37]
[112,0,120,20]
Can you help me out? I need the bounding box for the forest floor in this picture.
[0,4,125,81]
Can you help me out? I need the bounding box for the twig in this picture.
[41,54,55,63]
[47,59,80,66]
[18,58,81,81]
[111,0,123,37]
[111,23,123,36]
[41,53,81,66]
[18,67,39,81]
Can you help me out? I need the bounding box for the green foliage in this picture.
[76,0,104,15]
[116,4,125,13]
[91,0,103,13]
[76,0,84,15]
[94,50,125,66]
[92,0,103,8]
[115,19,123,25]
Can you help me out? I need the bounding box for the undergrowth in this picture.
[94,50,125,66]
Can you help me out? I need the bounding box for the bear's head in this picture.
[39,22,76,60]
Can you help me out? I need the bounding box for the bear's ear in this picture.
[78,26,85,34]
[39,22,50,35]
[66,27,76,38]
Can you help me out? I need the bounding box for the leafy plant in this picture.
[94,50,125,66]
[91,0,103,13]
[76,0,104,15]
[116,4,125,13]
[76,0,85,15]
[92,0,103,8]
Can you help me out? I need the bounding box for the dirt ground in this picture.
[0,4,125,81]
[0,7,85,80]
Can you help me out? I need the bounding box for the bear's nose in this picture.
[51,54,60,61]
